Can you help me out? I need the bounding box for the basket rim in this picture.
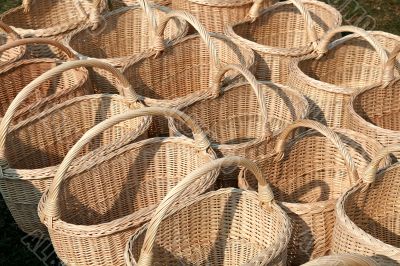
[181,0,262,7]
[125,187,291,265]
[225,0,342,56]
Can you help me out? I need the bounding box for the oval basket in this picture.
[301,254,379,266]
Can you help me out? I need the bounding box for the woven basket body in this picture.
[122,11,254,137]
[332,145,400,265]
[171,0,277,33]
[126,157,291,265]
[348,45,400,158]
[38,107,217,266]
[226,0,341,84]
[288,29,400,128]
[0,21,25,65]
[0,60,150,236]
[0,38,92,123]
[0,0,103,40]
[301,254,379,266]
[244,120,388,265]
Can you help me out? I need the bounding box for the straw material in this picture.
[0,21,25,65]
[0,60,151,236]
[348,44,400,158]
[170,64,308,187]
[109,0,171,9]
[121,11,255,136]
[0,0,104,40]
[288,27,400,128]
[225,0,341,84]
[331,144,400,265]
[240,120,389,265]
[171,0,277,33]
[301,254,379,266]
[38,107,217,266]
[126,156,291,266]
[0,38,92,123]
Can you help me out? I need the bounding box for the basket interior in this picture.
[122,35,252,100]
[130,190,286,265]
[344,166,400,248]
[232,3,335,49]
[68,7,181,59]
[58,140,213,225]
[5,96,143,170]
[353,80,400,131]
[175,82,306,145]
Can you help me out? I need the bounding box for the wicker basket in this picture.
[38,107,218,266]
[0,0,105,40]
[170,64,308,187]
[348,44,400,158]
[0,38,92,122]
[225,0,342,84]
[287,26,400,128]
[126,156,291,265]
[0,21,25,66]
[332,144,400,265]
[301,254,379,266]
[171,0,277,33]
[0,59,151,236]
[240,120,389,265]
[122,11,255,136]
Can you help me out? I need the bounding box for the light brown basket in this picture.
[126,156,291,265]
[38,107,218,266]
[0,0,104,40]
[348,45,400,158]
[225,0,342,84]
[288,26,400,128]
[122,11,255,136]
[169,64,308,187]
[0,21,25,66]
[332,144,400,265]
[301,254,379,266]
[0,59,150,236]
[241,120,389,265]
[171,0,277,33]
[0,38,92,122]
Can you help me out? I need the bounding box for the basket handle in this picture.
[40,107,211,221]
[0,38,77,60]
[362,143,400,184]
[0,59,141,165]
[138,0,159,34]
[249,0,318,43]
[274,119,359,184]
[382,44,400,85]
[153,10,220,68]
[212,64,271,138]
[136,156,275,266]
[315,26,388,63]
[0,21,20,41]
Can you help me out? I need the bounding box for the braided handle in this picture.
[249,0,318,43]
[274,120,359,184]
[315,26,388,64]
[0,38,77,60]
[137,156,274,266]
[41,107,211,221]
[382,44,400,85]
[0,21,20,40]
[212,64,271,138]
[154,10,220,68]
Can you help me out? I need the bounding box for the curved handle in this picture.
[315,26,388,64]
[0,38,77,60]
[362,143,400,184]
[138,0,158,35]
[382,44,400,85]
[153,10,221,68]
[0,59,141,166]
[136,156,275,266]
[249,0,318,43]
[274,120,359,184]
[212,64,271,138]
[41,107,211,221]
[0,21,19,41]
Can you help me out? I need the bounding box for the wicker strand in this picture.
[138,0,158,35]
[382,44,400,86]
